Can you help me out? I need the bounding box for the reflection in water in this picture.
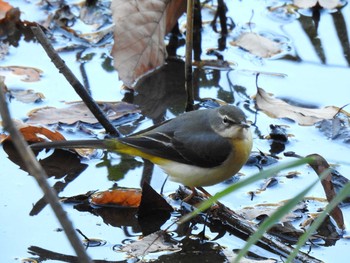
[299,13,326,64]
[2,141,87,215]
[331,10,350,65]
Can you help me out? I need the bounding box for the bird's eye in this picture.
[223,116,229,125]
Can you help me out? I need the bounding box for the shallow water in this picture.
[1,0,350,262]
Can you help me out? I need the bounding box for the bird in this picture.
[31,105,253,188]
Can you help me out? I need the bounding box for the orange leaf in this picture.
[5,126,66,143]
[90,188,142,208]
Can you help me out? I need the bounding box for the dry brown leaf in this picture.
[26,101,139,125]
[110,0,185,87]
[294,0,340,9]
[0,66,43,82]
[90,188,142,207]
[230,32,282,58]
[10,89,45,103]
[255,87,350,126]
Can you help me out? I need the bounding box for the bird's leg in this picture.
[181,187,198,203]
[196,186,224,207]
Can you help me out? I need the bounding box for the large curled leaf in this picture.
[255,87,350,126]
[110,0,185,87]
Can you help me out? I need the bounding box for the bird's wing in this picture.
[119,130,231,168]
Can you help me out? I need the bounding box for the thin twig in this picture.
[30,25,119,136]
[0,77,92,263]
[185,0,194,111]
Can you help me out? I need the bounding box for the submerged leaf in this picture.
[120,230,180,257]
[0,66,43,82]
[230,32,282,58]
[236,201,306,223]
[255,87,350,125]
[10,89,45,103]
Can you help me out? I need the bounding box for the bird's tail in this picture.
[30,139,110,150]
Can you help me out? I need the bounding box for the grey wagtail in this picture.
[31,105,253,187]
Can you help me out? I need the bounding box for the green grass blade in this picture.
[179,158,311,224]
[286,180,350,262]
[233,177,320,263]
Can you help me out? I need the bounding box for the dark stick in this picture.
[185,0,194,112]
[30,25,119,136]
[0,77,92,263]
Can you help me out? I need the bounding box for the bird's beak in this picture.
[240,121,250,129]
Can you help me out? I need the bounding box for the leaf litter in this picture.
[0,0,350,262]
[26,101,140,125]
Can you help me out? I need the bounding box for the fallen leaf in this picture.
[26,101,139,125]
[110,0,185,87]
[10,89,45,103]
[120,230,180,257]
[1,124,66,144]
[0,66,43,82]
[19,126,65,143]
[90,188,142,208]
[230,32,282,58]
[254,87,350,126]
[294,0,340,9]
